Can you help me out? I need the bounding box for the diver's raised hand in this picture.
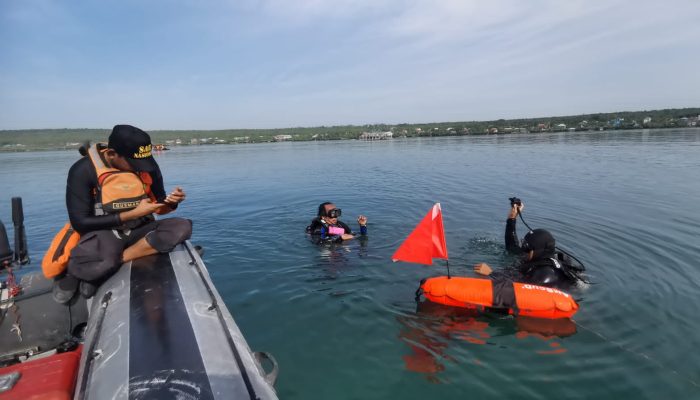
[473,263,493,276]
[508,203,524,219]
[357,215,367,226]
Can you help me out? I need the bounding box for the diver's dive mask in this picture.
[326,208,342,219]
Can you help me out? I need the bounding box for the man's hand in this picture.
[473,263,493,276]
[341,233,354,241]
[357,215,367,226]
[120,199,164,222]
[165,187,186,205]
[508,203,524,219]
[133,199,164,216]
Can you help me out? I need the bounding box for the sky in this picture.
[1,0,699,130]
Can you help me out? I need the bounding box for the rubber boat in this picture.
[0,198,279,399]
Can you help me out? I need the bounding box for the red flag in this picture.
[392,203,448,265]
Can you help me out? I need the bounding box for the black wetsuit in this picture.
[498,218,577,290]
[306,217,366,243]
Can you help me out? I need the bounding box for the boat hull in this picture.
[74,241,278,400]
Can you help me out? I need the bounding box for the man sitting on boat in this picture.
[52,124,192,302]
[473,200,585,290]
[306,202,367,243]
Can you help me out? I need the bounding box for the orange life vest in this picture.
[42,144,155,279]
[87,144,151,214]
[419,276,579,319]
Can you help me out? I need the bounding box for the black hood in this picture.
[521,229,556,260]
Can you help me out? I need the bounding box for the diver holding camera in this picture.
[473,197,586,289]
[306,202,367,243]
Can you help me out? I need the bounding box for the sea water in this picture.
[1,128,699,399]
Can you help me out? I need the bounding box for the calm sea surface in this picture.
[2,128,700,399]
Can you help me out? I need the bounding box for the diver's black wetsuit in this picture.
[66,156,169,235]
[497,218,577,290]
[306,217,366,244]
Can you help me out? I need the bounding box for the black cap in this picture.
[107,125,158,172]
[521,229,556,260]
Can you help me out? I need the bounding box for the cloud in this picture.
[1,0,699,129]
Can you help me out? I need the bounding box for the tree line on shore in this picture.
[1,107,698,151]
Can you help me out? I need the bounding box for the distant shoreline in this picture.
[1,107,698,152]
[2,126,698,154]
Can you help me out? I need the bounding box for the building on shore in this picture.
[273,134,293,142]
[359,131,393,140]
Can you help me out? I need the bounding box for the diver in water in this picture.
[473,199,585,290]
[306,202,367,243]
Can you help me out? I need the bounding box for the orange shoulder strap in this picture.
[87,143,119,179]
[138,171,155,200]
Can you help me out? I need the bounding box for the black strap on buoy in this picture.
[415,279,426,302]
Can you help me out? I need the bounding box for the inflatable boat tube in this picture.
[74,241,279,400]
